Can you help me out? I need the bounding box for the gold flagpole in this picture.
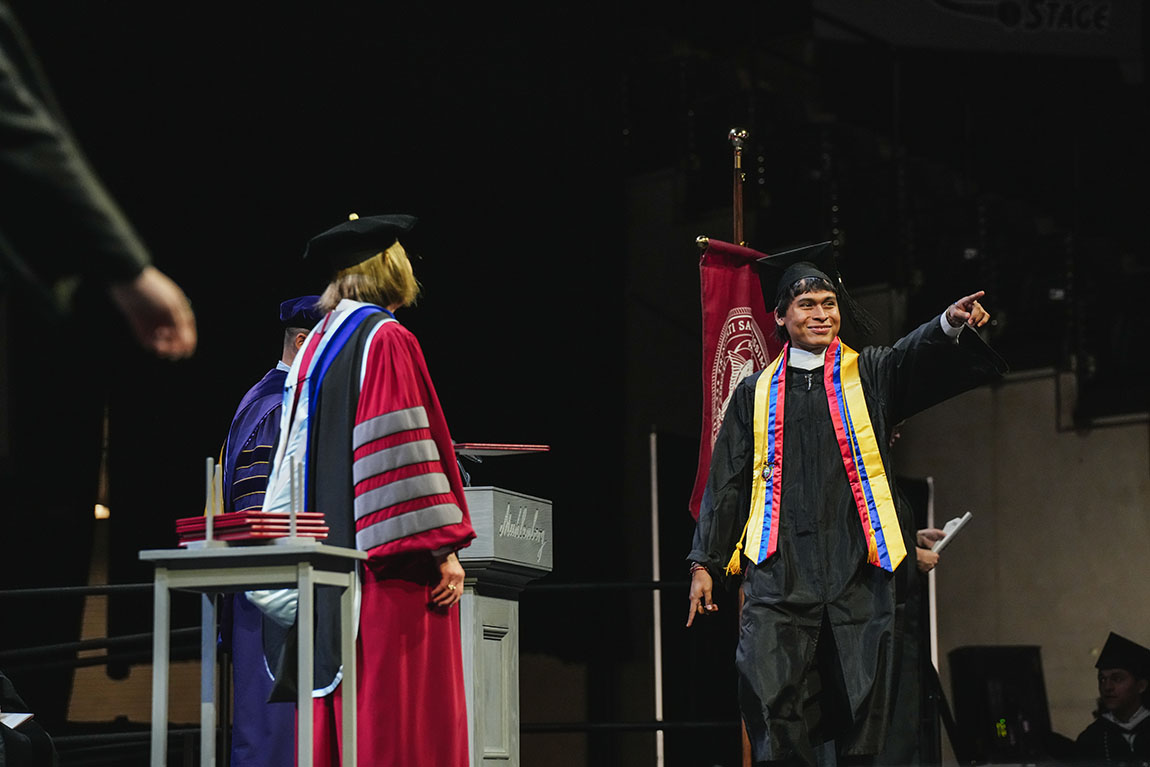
[729,128,748,246]
[728,126,754,767]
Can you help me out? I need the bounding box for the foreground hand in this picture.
[108,266,197,359]
[916,547,940,573]
[946,290,990,329]
[430,551,464,607]
[686,567,718,627]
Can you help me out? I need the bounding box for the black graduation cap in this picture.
[278,295,323,329]
[302,213,417,273]
[1096,632,1150,678]
[756,241,877,337]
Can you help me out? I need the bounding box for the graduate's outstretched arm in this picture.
[686,568,718,627]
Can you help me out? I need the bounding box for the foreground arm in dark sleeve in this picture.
[0,3,196,357]
[0,2,150,287]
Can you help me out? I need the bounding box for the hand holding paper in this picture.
[932,511,973,553]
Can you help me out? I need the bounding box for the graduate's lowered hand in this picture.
[430,551,464,608]
[946,291,990,329]
[916,547,940,573]
[686,566,717,627]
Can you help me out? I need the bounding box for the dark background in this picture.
[7,2,1146,765]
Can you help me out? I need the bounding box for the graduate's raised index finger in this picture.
[955,290,986,310]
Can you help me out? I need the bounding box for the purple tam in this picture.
[279,295,323,329]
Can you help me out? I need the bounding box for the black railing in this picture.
[0,577,734,766]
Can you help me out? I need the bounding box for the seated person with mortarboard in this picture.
[1076,632,1150,764]
[687,242,1007,766]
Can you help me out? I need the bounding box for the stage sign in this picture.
[814,0,1140,61]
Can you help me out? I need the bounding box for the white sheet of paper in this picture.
[1,712,34,729]
[932,511,973,553]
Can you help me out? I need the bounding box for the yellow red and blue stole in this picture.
[726,336,906,575]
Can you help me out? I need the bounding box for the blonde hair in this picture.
[318,241,420,312]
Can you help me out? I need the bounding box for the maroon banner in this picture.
[689,239,783,519]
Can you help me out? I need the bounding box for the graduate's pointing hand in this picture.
[946,291,990,329]
[686,567,717,627]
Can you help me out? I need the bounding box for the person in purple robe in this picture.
[218,295,322,767]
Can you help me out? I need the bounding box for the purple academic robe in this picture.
[220,363,294,767]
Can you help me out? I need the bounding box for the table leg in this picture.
[151,568,171,767]
[341,572,357,766]
[201,593,218,767]
[298,564,314,767]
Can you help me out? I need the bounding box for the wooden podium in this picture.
[458,486,553,767]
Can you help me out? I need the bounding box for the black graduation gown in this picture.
[874,486,928,766]
[689,315,1005,764]
[1076,713,1150,765]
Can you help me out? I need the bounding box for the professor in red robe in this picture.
[253,213,475,766]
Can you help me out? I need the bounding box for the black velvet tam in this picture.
[302,213,417,272]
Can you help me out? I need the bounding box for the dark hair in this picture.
[774,275,837,343]
[283,326,309,343]
[282,326,310,357]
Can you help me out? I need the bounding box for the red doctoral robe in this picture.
[262,300,475,766]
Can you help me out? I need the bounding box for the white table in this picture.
[140,541,365,767]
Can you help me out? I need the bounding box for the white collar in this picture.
[788,346,826,371]
[335,298,368,314]
[1103,706,1150,730]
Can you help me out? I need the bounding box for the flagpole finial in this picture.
[729,129,749,245]
[696,235,710,249]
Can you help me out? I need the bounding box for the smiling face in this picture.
[1098,668,1148,721]
[776,289,841,352]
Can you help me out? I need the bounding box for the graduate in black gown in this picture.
[1076,633,1150,764]
[687,245,1006,766]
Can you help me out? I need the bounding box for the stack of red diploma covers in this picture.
[176,511,328,546]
